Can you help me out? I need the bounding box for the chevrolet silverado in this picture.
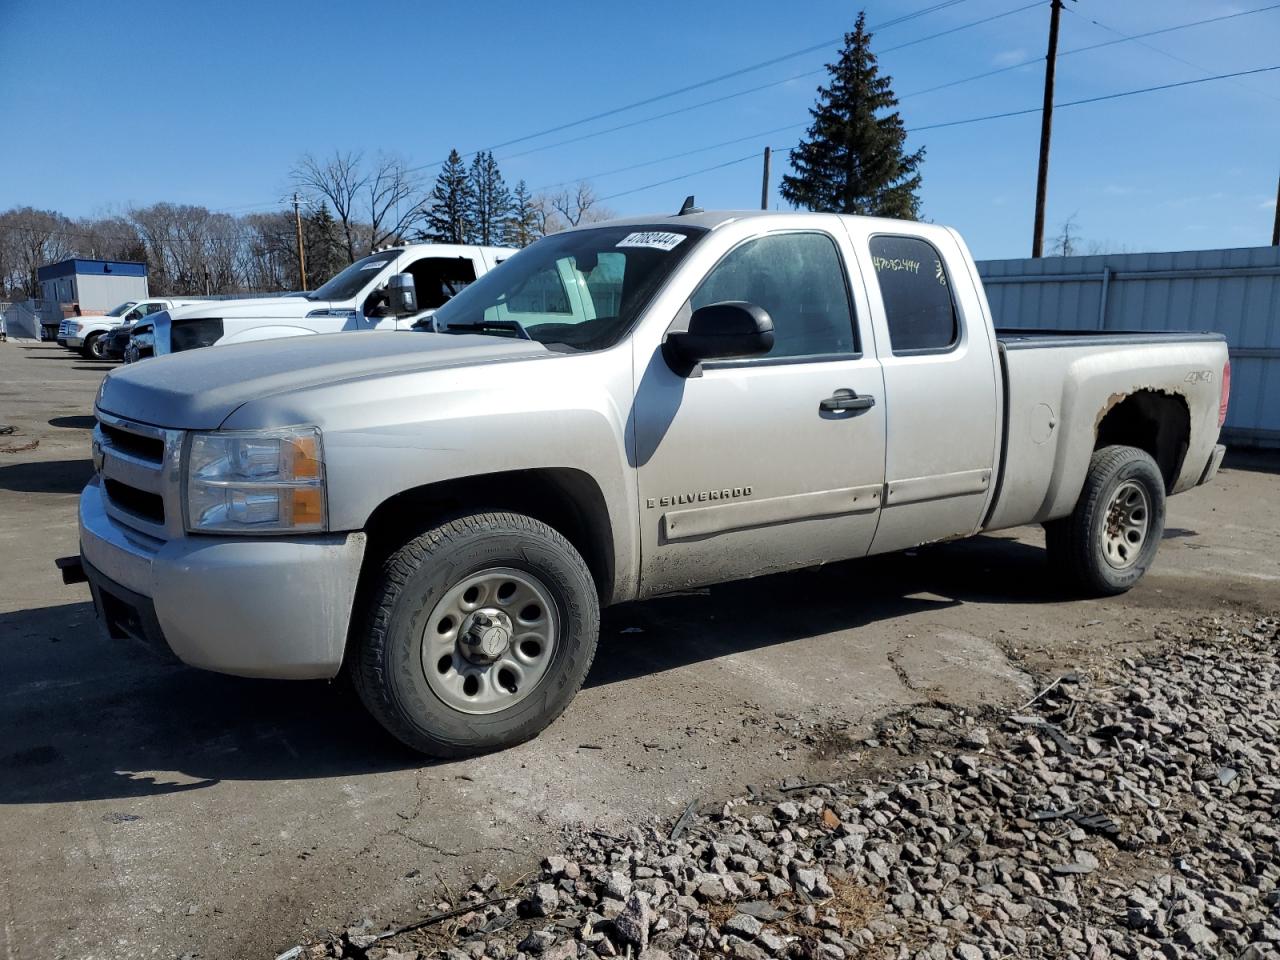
[67,210,1230,756]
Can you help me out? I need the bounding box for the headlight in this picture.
[185,426,326,533]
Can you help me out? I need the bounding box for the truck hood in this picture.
[171,296,332,320]
[96,332,549,430]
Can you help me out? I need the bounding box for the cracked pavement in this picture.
[1,341,1277,959]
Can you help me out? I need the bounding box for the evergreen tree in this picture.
[780,12,924,219]
[303,203,343,285]
[425,149,475,243]
[507,180,541,247]
[468,151,512,246]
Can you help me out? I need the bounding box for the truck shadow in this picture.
[1223,449,1280,476]
[0,458,94,494]
[0,535,1058,805]
[48,416,97,429]
[0,601,420,805]
[589,534,1058,689]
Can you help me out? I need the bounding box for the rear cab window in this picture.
[869,235,959,354]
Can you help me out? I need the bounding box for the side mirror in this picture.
[664,301,774,375]
[387,273,418,317]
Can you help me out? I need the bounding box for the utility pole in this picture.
[1272,169,1279,246]
[760,146,772,210]
[291,192,309,291]
[1031,0,1065,258]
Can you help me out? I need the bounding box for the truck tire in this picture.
[352,512,599,757]
[82,333,107,360]
[1044,444,1165,596]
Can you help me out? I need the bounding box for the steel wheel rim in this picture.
[421,566,558,715]
[1102,479,1150,569]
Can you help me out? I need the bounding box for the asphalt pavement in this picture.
[1,340,1276,959]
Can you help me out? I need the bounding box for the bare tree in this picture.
[1052,214,1080,258]
[293,151,367,262]
[1,207,74,296]
[548,182,613,229]
[366,154,428,251]
[75,215,144,262]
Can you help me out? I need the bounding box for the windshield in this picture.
[307,250,402,301]
[433,225,705,351]
[106,301,138,317]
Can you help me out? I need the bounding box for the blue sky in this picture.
[1,0,1276,259]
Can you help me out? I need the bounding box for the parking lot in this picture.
[1,339,1278,959]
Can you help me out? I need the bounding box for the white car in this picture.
[58,298,199,359]
[152,243,509,355]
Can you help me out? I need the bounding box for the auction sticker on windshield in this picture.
[360,261,390,270]
[616,231,686,252]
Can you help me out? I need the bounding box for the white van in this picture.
[152,243,509,355]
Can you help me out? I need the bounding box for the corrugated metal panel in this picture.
[978,244,1280,448]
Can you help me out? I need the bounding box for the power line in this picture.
[901,0,1280,100]
[533,123,808,193]
[1064,5,1280,104]
[906,63,1280,132]
[597,152,768,202]
[405,0,979,174]
[477,0,1279,186]
[490,1,1038,173]
[598,65,1280,203]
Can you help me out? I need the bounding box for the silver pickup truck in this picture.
[70,210,1230,756]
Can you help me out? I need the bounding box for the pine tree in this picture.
[507,180,541,247]
[780,12,924,219]
[425,149,475,243]
[468,151,512,246]
[303,203,343,284]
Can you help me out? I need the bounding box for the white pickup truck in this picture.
[70,210,1229,757]
[58,298,198,359]
[149,242,510,355]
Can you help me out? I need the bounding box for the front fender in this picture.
[220,346,642,602]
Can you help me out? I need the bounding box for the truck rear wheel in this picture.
[1044,444,1165,596]
[352,512,599,757]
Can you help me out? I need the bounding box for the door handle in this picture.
[820,389,876,413]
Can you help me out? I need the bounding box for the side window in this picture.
[143,302,166,315]
[405,256,479,310]
[690,232,855,359]
[869,235,959,353]
[123,307,143,322]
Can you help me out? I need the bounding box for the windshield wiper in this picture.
[443,319,532,341]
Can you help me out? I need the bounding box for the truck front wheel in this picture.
[82,333,107,360]
[1044,444,1166,596]
[351,512,600,757]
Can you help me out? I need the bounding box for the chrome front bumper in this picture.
[79,479,367,678]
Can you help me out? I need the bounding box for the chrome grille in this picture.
[94,410,184,540]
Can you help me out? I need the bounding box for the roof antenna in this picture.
[677,195,702,216]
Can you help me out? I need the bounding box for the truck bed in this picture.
[983,328,1229,533]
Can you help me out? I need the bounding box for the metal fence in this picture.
[0,300,64,340]
[977,245,1280,448]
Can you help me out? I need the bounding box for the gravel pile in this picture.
[298,614,1279,960]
